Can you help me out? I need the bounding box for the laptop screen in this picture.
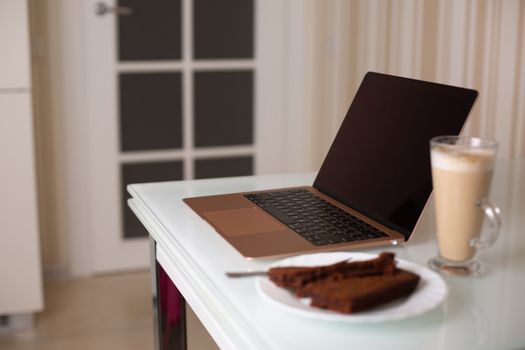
[313,72,478,239]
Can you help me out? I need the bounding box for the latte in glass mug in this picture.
[428,136,500,276]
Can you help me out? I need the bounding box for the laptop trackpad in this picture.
[203,208,284,236]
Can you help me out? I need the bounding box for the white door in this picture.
[80,0,303,273]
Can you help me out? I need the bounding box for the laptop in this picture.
[184,72,478,258]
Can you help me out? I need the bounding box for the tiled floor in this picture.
[0,271,218,350]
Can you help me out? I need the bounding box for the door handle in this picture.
[95,2,133,16]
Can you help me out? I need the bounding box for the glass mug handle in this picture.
[470,198,501,251]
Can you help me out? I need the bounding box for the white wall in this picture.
[30,0,93,276]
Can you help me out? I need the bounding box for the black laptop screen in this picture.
[313,72,477,239]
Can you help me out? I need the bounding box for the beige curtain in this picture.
[309,0,525,168]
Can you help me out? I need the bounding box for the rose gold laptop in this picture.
[184,72,478,258]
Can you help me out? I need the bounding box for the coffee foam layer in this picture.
[431,147,495,172]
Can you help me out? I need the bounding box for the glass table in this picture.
[128,158,525,350]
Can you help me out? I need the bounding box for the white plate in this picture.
[256,252,447,322]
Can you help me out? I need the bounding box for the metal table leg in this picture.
[150,238,187,350]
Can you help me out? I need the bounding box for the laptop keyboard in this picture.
[244,189,388,246]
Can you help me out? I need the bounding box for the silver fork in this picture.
[225,258,352,278]
[225,271,269,278]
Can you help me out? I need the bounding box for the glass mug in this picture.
[428,136,501,276]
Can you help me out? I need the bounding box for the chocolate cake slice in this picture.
[307,269,420,313]
[267,252,420,314]
[268,252,396,291]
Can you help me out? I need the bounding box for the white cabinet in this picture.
[0,0,31,90]
[0,0,43,323]
[0,93,43,315]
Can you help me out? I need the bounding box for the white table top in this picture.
[128,159,525,350]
